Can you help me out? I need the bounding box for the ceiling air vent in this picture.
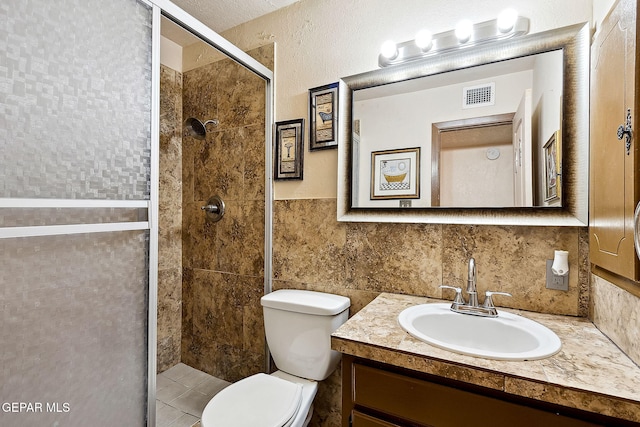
[463,82,495,109]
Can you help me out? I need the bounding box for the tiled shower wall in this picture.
[158,64,183,372]
[181,45,273,382]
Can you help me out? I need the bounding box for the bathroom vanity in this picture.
[331,293,640,427]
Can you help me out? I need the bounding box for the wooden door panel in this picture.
[589,0,638,280]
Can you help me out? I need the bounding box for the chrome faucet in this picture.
[440,257,512,318]
[467,258,478,308]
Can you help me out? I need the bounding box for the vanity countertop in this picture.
[331,293,640,423]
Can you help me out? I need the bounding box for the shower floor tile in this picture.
[157,363,231,427]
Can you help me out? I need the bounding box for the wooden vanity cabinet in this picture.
[341,356,634,427]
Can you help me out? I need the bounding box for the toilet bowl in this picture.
[200,289,350,427]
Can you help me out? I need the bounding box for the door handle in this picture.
[617,108,632,155]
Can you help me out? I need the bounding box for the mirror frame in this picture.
[337,23,589,226]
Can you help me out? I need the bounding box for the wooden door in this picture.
[590,0,640,281]
[513,89,533,207]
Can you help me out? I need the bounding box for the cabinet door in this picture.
[590,0,639,280]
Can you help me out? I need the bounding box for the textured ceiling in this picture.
[169,0,299,34]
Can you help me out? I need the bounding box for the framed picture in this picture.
[543,130,561,203]
[370,147,420,200]
[274,119,304,180]
[309,82,338,150]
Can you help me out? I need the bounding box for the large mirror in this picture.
[337,23,589,226]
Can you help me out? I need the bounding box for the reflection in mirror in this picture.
[338,23,589,226]
[352,50,563,208]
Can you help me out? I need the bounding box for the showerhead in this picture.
[184,117,219,140]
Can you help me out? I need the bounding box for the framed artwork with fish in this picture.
[309,82,338,150]
[370,147,420,200]
[274,119,304,180]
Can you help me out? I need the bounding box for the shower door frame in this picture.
[149,1,275,426]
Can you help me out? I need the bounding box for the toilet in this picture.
[200,289,351,427]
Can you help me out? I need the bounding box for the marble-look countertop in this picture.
[331,293,640,423]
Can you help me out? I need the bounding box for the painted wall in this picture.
[531,49,563,205]
[161,36,183,72]
[441,142,515,207]
[222,0,593,200]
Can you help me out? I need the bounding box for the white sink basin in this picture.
[398,303,561,361]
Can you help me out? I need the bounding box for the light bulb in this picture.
[497,8,518,33]
[455,19,473,43]
[415,29,433,51]
[380,40,398,60]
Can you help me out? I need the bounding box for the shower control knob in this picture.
[201,195,225,222]
[201,204,219,213]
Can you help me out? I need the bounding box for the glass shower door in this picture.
[0,0,156,425]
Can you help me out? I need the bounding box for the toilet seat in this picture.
[201,373,303,427]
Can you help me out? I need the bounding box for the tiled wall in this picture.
[590,275,640,366]
[272,198,590,426]
[158,64,183,372]
[273,199,589,316]
[181,45,272,383]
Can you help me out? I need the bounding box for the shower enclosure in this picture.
[158,9,274,387]
[0,0,273,425]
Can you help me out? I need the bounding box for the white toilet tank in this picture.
[261,289,350,381]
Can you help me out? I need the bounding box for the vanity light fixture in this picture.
[378,9,529,67]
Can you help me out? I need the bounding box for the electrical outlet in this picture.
[546,259,569,291]
[399,200,412,207]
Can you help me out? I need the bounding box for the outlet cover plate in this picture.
[546,259,569,291]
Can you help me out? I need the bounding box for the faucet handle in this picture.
[440,285,465,304]
[482,291,512,309]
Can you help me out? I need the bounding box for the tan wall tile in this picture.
[180,45,268,383]
[345,222,442,296]
[442,224,584,315]
[273,199,348,286]
[158,64,183,372]
[157,268,182,372]
[273,200,588,316]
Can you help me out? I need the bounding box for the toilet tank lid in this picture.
[261,290,350,316]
